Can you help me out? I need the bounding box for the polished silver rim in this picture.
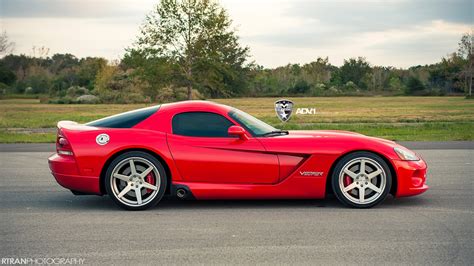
[338,157,386,205]
[110,157,160,207]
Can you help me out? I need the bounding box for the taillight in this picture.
[58,137,69,146]
[57,129,73,156]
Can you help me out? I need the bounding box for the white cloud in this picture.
[3,17,141,60]
[222,0,472,67]
[1,0,472,67]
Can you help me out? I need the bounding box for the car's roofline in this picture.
[159,100,232,113]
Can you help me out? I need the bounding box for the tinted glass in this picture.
[229,108,276,136]
[172,112,234,137]
[86,105,160,128]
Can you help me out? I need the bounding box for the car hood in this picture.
[259,130,401,159]
[288,130,396,145]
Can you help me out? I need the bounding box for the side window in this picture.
[172,112,234,137]
[86,105,160,128]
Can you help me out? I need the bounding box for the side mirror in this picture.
[228,125,249,140]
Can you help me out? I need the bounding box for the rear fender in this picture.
[63,128,180,182]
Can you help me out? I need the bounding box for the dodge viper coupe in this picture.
[48,101,428,210]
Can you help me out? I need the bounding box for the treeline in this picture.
[249,55,469,97]
[0,51,470,103]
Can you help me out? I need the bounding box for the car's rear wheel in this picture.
[105,151,167,210]
[331,151,392,208]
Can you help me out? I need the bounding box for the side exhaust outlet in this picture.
[176,188,187,199]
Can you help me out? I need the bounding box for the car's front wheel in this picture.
[332,152,392,208]
[105,151,167,210]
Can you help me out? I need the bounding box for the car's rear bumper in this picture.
[48,153,101,195]
[392,159,429,197]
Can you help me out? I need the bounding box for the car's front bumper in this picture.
[392,158,429,197]
[48,153,101,195]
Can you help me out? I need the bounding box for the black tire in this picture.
[105,151,167,210]
[331,151,392,208]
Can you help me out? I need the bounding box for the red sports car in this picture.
[48,101,428,210]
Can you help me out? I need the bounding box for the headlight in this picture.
[394,147,420,161]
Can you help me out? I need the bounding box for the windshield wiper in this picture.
[260,130,289,137]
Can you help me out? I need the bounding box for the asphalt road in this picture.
[0,147,473,265]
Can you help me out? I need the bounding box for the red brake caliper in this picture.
[145,173,155,193]
[344,175,352,190]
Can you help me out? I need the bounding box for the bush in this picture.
[122,93,146,104]
[174,87,204,101]
[24,87,34,94]
[76,94,100,104]
[0,83,8,94]
[309,83,326,96]
[94,89,146,104]
[344,81,360,91]
[328,86,341,95]
[155,86,175,102]
[66,86,89,97]
[49,97,75,104]
[155,86,203,102]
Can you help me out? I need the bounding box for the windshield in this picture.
[228,108,277,136]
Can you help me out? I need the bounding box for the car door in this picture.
[167,111,279,184]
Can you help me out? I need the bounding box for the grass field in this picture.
[0,97,473,143]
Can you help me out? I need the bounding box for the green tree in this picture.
[334,57,371,89]
[288,79,311,94]
[457,33,473,97]
[135,0,250,99]
[406,76,425,95]
[50,54,79,74]
[0,31,15,55]
[77,57,107,90]
[301,57,332,85]
[428,53,464,94]
[368,66,392,91]
[0,63,16,86]
[247,66,280,96]
[94,63,148,103]
[122,50,173,100]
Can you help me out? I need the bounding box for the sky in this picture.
[0,0,472,68]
